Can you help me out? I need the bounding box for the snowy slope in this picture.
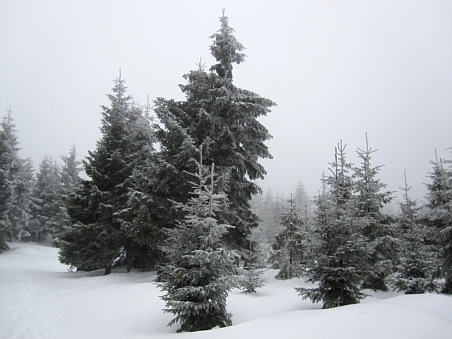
[1,242,451,339]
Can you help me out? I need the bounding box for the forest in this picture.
[0,12,451,334]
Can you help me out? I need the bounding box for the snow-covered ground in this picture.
[1,242,451,339]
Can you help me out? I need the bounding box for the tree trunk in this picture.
[126,245,133,273]
[104,264,112,275]
[443,273,452,294]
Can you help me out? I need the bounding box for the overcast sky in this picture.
[1,0,451,203]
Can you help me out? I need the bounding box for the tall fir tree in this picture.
[297,142,365,308]
[392,171,438,294]
[59,75,155,274]
[159,150,236,332]
[426,151,452,293]
[29,156,66,242]
[441,154,452,294]
[0,112,22,251]
[54,145,82,243]
[119,100,158,271]
[154,12,274,254]
[424,152,446,277]
[13,158,35,240]
[269,197,306,279]
[353,134,396,291]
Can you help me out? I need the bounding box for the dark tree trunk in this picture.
[104,264,112,275]
[443,274,452,294]
[126,245,133,273]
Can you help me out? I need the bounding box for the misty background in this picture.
[1,0,451,202]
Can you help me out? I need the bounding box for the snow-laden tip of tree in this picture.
[297,141,366,309]
[209,10,246,80]
[159,149,237,332]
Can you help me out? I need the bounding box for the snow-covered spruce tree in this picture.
[54,145,82,245]
[392,171,438,294]
[295,181,312,220]
[59,75,155,274]
[426,151,452,293]
[269,197,306,279]
[297,142,365,309]
[29,156,66,242]
[159,150,236,332]
[0,112,23,251]
[425,153,447,278]
[238,261,265,294]
[154,12,274,254]
[441,155,452,294]
[60,145,81,197]
[251,189,284,245]
[353,134,396,291]
[119,102,159,271]
[58,180,103,271]
[12,158,34,241]
[248,214,271,267]
[237,230,266,294]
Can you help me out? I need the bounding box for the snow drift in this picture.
[1,242,451,339]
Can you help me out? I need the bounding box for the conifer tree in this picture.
[425,152,446,277]
[248,214,271,266]
[353,134,396,291]
[269,197,306,279]
[60,145,81,196]
[59,75,155,274]
[426,151,452,293]
[238,262,265,294]
[58,180,103,271]
[295,181,312,220]
[0,112,21,251]
[297,142,365,308]
[237,229,266,293]
[54,145,82,244]
[13,158,34,240]
[119,101,158,271]
[392,171,438,294]
[159,150,236,332]
[251,190,284,245]
[441,157,452,294]
[310,173,330,257]
[155,12,274,253]
[29,156,66,242]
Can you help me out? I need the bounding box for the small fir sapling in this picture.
[159,149,237,332]
[238,240,265,293]
[425,152,452,294]
[269,197,306,280]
